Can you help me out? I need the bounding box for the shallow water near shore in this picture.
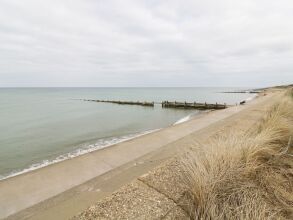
[0,87,253,180]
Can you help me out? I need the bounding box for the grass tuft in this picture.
[181,90,293,220]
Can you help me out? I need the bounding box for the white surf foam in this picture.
[174,114,192,125]
[245,94,258,102]
[0,129,160,181]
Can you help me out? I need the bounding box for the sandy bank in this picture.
[1,91,277,220]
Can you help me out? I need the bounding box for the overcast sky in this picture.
[0,0,292,87]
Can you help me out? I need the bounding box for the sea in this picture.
[0,87,255,180]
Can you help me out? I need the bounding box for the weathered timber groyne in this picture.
[83,99,155,107]
[221,91,260,94]
[82,99,228,110]
[161,101,227,110]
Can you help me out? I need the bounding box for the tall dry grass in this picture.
[181,89,293,220]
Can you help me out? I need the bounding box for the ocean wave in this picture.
[0,129,160,181]
[245,94,258,102]
[174,114,192,125]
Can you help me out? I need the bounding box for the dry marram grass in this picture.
[181,89,293,220]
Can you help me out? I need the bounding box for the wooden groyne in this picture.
[83,99,154,107]
[81,99,227,110]
[221,91,260,94]
[161,101,227,110]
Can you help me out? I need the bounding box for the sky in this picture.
[0,0,292,87]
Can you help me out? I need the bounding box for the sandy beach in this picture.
[0,91,278,220]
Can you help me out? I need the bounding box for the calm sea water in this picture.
[0,87,254,180]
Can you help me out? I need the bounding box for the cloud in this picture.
[0,0,292,87]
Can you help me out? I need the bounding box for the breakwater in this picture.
[83,99,227,110]
[161,101,226,110]
[83,99,155,107]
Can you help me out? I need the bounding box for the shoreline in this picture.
[0,129,161,181]
[0,110,207,183]
[0,112,202,182]
[0,93,263,219]
[0,94,257,182]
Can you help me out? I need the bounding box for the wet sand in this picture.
[0,92,276,220]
